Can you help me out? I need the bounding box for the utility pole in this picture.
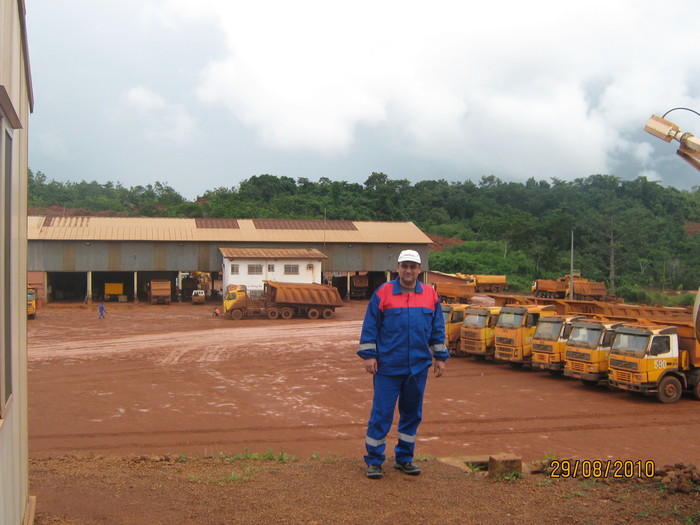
[569,229,575,300]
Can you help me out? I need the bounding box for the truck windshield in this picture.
[27,290,35,301]
[610,333,649,356]
[534,321,562,341]
[567,326,602,349]
[497,312,523,328]
[463,313,487,327]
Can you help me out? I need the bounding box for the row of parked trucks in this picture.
[443,296,700,404]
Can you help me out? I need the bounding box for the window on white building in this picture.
[267,264,275,272]
[284,264,299,275]
[248,264,263,275]
[230,264,239,275]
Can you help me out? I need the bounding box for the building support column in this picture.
[386,270,391,282]
[86,271,93,304]
[133,271,139,303]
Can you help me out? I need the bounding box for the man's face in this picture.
[397,261,422,288]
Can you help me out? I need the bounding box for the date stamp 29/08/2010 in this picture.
[549,460,656,479]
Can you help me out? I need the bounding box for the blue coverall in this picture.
[357,278,448,466]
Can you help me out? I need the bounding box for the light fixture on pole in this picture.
[644,108,700,171]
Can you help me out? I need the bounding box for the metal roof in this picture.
[28,216,432,244]
[219,248,327,260]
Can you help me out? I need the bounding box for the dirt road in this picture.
[28,300,700,466]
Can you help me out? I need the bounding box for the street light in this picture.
[644,108,700,171]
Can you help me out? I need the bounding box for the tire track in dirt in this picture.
[28,320,364,361]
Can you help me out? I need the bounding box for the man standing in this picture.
[98,303,106,319]
[358,250,448,479]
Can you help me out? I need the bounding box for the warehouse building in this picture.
[28,216,433,303]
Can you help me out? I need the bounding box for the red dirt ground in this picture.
[28,300,700,523]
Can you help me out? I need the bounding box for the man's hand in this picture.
[433,360,445,378]
[364,358,378,375]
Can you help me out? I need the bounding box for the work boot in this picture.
[394,461,421,475]
[366,465,383,479]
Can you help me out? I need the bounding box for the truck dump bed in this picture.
[264,281,344,307]
[434,282,475,302]
[572,281,607,297]
[533,279,565,294]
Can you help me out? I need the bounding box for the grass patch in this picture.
[217,448,297,463]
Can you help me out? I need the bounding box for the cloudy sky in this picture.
[26,0,700,200]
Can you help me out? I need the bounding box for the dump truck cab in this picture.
[563,319,623,385]
[606,324,697,403]
[531,315,586,373]
[494,304,556,364]
[442,303,469,354]
[223,284,250,316]
[459,306,501,358]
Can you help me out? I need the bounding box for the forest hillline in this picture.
[27,170,700,305]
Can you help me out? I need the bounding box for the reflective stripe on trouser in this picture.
[364,367,429,465]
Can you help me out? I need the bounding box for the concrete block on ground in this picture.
[488,454,522,479]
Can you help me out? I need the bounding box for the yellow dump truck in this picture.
[532,274,607,300]
[442,303,470,354]
[563,319,624,386]
[459,306,501,358]
[27,286,37,319]
[607,320,700,403]
[457,274,507,293]
[531,315,586,374]
[494,304,557,365]
[148,280,172,304]
[224,281,344,320]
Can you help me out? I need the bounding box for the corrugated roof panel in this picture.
[195,218,240,229]
[219,248,327,259]
[27,216,432,244]
[253,219,356,230]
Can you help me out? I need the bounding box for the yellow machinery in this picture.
[607,320,700,403]
[442,303,470,354]
[27,286,37,319]
[459,306,501,358]
[563,319,624,386]
[531,315,586,374]
[224,281,344,320]
[494,304,556,365]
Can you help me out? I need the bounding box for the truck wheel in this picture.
[231,309,244,320]
[267,308,280,320]
[307,308,320,320]
[656,376,682,404]
[280,307,294,319]
[321,308,334,319]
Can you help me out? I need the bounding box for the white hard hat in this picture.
[397,250,421,264]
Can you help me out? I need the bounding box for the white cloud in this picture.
[154,0,697,180]
[26,0,700,198]
[123,86,196,143]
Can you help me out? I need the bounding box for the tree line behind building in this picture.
[27,169,700,305]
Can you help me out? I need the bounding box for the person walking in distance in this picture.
[98,303,106,319]
[358,250,448,479]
